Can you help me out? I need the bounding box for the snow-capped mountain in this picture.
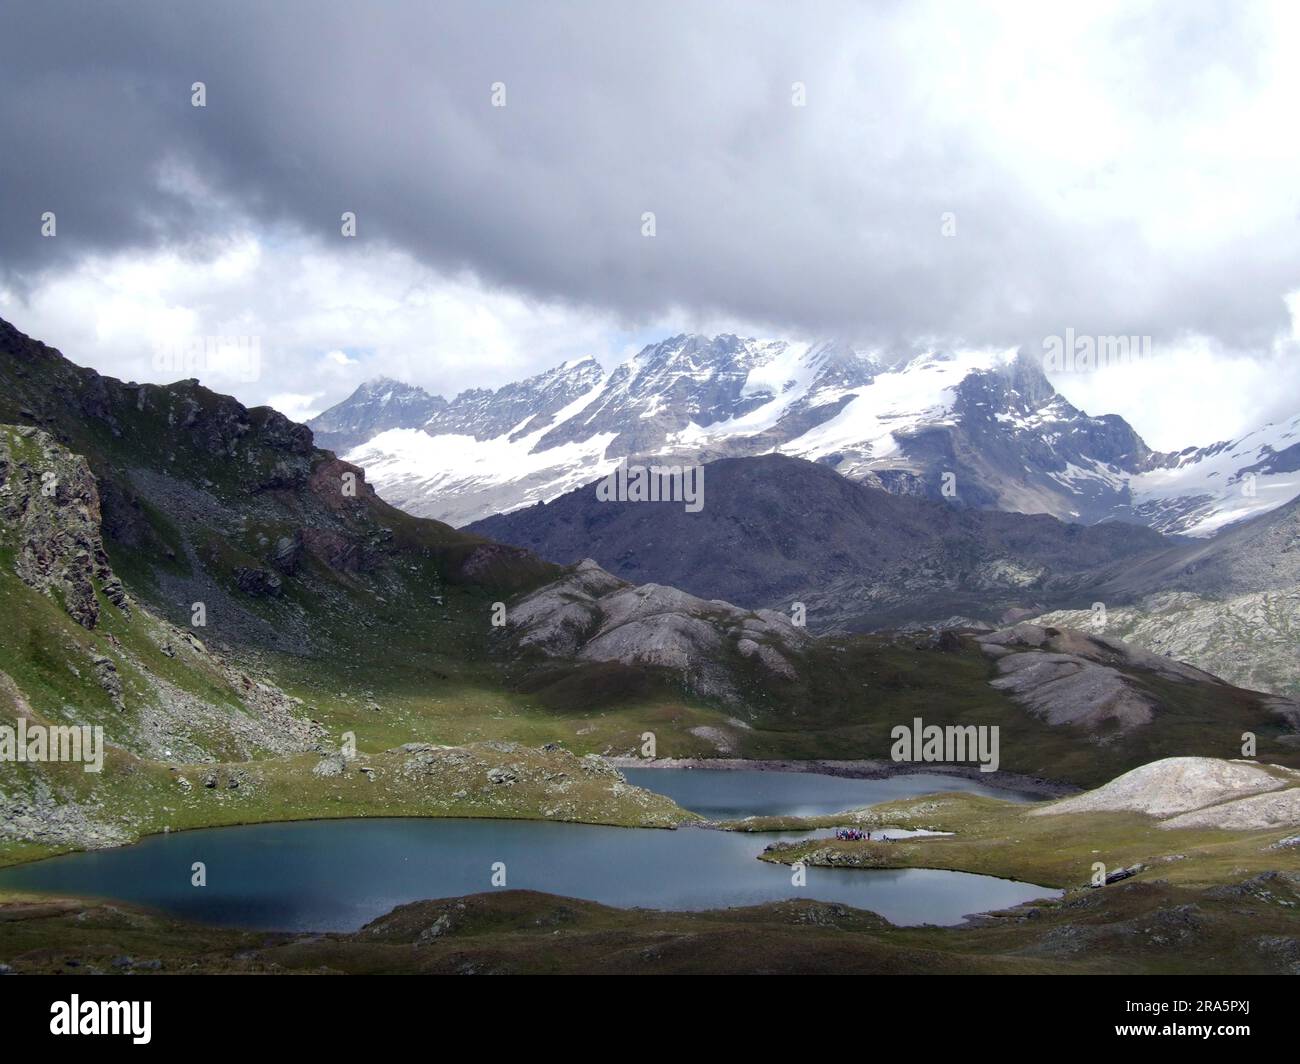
[309,334,1300,532]
[308,377,447,453]
[1128,413,1300,536]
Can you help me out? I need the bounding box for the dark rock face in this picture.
[0,316,556,660]
[234,567,283,597]
[921,351,1157,522]
[470,453,1171,631]
[270,533,302,573]
[0,426,131,629]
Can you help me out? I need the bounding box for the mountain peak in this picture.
[307,329,1299,536]
[308,376,448,453]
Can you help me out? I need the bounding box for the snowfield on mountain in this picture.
[311,333,1300,535]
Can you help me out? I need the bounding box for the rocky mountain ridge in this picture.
[470,453,1174,632]
[313,333,1300,534]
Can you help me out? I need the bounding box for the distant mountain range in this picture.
[471,452,1300,696]
[469,453,1173,632]
[309,334,1300,534]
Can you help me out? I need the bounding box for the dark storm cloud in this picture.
[1,0,1298,351]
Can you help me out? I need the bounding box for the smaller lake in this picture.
[622,767,1039,819]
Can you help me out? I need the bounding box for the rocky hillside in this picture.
[0,425,334,853]
[0,317,581,859]
[976,623,1229,734]
[503,558,810,714]
[1037,496,1300,696]
[0,316,555,662]
[315,333,1300,533]
[0,425,322,757]
[1036,590,1300,699]
[471,450,1300,697]
[1032,756,1300,831]
[1097,493,1300,600]
[495,559,1300,783]
[470,453,1172,631]
[0,424,131,629]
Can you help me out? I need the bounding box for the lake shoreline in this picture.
[0,756,1072,873]
[610,757,1077,798]
[0,812,1061,931]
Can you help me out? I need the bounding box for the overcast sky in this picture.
[2,0,1299,448]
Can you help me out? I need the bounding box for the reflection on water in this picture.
[622,767,1040,819]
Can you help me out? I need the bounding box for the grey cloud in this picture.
[1,0,1298,354]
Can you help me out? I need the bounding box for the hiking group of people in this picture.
[834,827,887,842]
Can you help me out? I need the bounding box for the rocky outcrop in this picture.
[1037,588,1300,699]
[0,425,131,629]
[1033,757,1286,818]
[976,623,1225,738]
[91,654,125,711]
[1032,757,1300,830]
[1162,787,1300,831]
[506,559,809,703]
[0,424,326,758]
[270,533,302,573]
[234,566,283,597]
